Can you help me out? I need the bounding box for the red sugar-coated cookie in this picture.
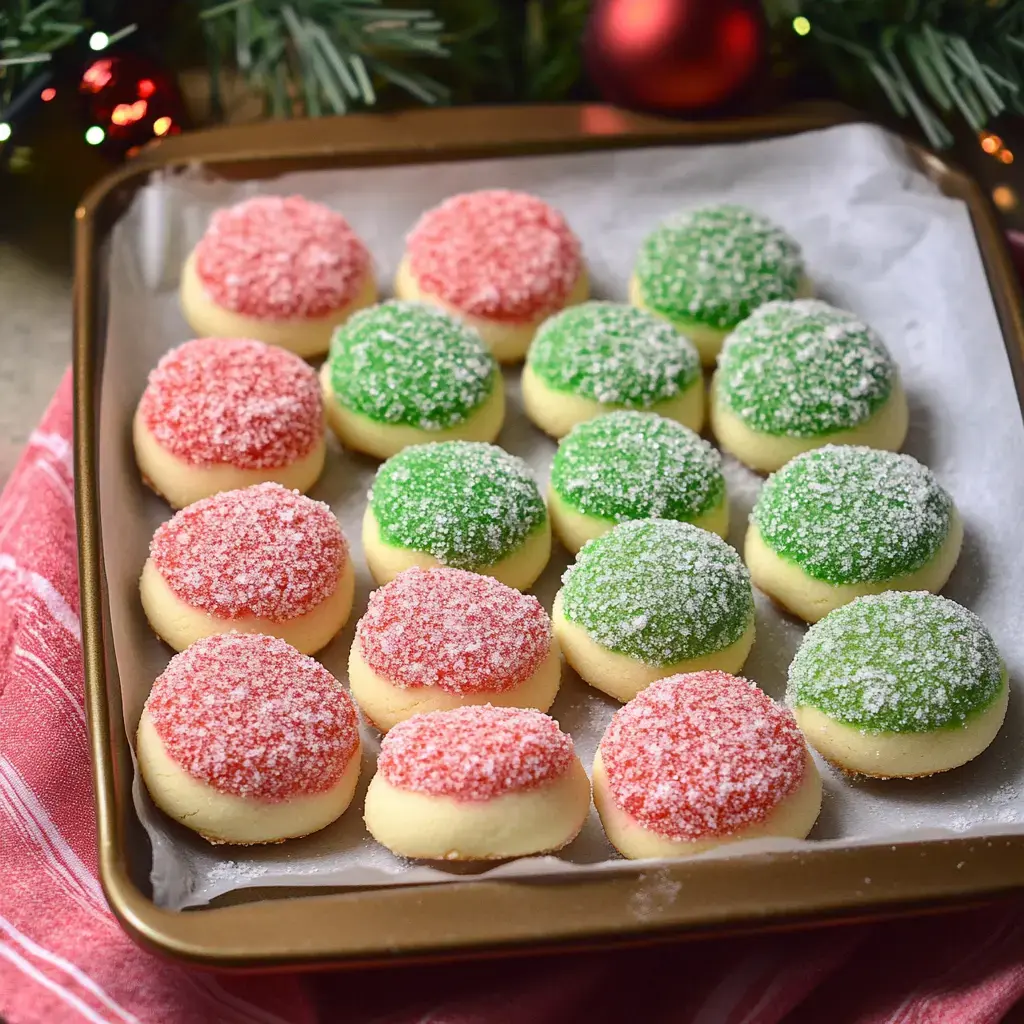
[378,705,574,802]
[599,671,807,841]
[150,482,346,622]
[138,337,322,469]
[356,568,550,694]
[194,195,371,320]
[146,633,359,801]
[406,190,581,322]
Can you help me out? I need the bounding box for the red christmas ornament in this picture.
[79,53,184,153]
[585,0,765,114]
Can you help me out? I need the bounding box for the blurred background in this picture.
[4,0,1024,483]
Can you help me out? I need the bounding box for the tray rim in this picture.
[73,101,1024,970]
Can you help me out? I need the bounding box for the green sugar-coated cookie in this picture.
[634,205,805,331]
[716,299,896,437]
[788,592,1004,733]
[527,302,700,407]
[560,519,753,664]
[328,301,497,429]
[369,441,546,567]
[551,411,724,524]
[752,446,954,586]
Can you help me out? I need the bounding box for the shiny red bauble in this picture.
[585,0,765,113]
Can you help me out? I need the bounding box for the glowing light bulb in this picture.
[1000,149,1014,164]
[85,125,105,145]
[41,87,56,102]
[793,16,811,36]
[0,123,11,143]
[153,116,172,136]
[981,133,1001,154]
[89,31,109,51]
[993,185,1018,210]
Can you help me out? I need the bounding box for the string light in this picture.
[0,123,11,143]
[993,185,1018,211]
[980,132,1002,154]
[152,116,172,136]
[40,87,56,102]
[793,16,811,36]
[1000,149,1015,164]
[85,125,105,145]
[89,31,109,51]
[111,100,147,126]
[137,79,155,99]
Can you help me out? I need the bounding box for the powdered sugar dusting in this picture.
[378,705,574,801]
[138,338,322,469]
[600,672,807,840]
[150,482,346,621]
[561,519,753,665]
[145,633,359,800]
[357,568,550,693]
[406,189,581,321]
[716,299,896,437]
[752,446,954,585]
[195,195,370,319]
[788,591,1004,733]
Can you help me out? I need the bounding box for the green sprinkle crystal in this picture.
[551,411,724,525]
[527,301,700,407]
[752,446,954,586]
[788,592,1004,733]
[560,519,753,664]
[328,301,497,429]
[369,441,547,568]
[716,299,896,437]
[634,205,805,331]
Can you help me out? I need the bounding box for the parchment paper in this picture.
[97,123,1024,911]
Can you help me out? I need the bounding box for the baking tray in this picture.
[73,102,1024,969]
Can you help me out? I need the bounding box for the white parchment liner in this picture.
[96,123,1024,910]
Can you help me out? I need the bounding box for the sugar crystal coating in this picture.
[138,337,322,469]
[406,189,581,321]
[357,568,550,693]
[787,592,1005,733]
[528,302,700,407]
[150,482,346,621]
[752,446,954,585]
[145,633,359,800]
[634,205,805,330]
[194,195,370,319]
[561,519,753,665]
[551,411,725,524]
[377,704,574,801]
[715,299,896,437]
[369,441,547,568]
[327,301,497,429]
[600,672,807,840]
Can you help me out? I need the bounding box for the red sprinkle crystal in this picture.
[600,672,807,841]
[406,190,581,322]
[378,705,574,802]
[194,195,371,319]
[146,633,359,801]
[138,337,322,469]
[356,568,550,694]
[151,483,346,622]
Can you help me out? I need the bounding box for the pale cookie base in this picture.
[745,512,964,624]
[394,255,590,364]
[794,674,1009,778]
[629,274,815,367]
[548,486,729,555]
[363,756,591,860]
[709,376,910,474]
[593,749,822,860]
[362,505,551,591]
[179,248,377,358]
[137,711,361,844]
[349,637,562,732]
[320,362,505,460]
[133,409,326,509]
[521,363,705,440]
[140,556,355,655]
[552,591,755,702]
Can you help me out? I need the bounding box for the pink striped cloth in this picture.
[2,371,1024,1024]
